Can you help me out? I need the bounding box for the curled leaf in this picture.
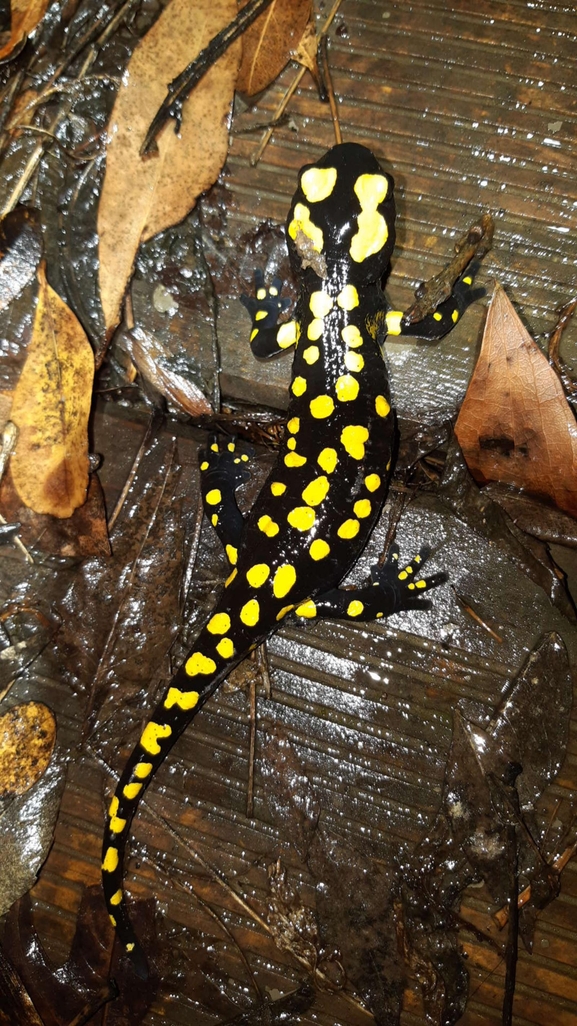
[97,0,241,336]
[123,327,212,416]
[237,0,312,95]
[0,701,55,797]
[10,264,94,519]
[455,283,577,518]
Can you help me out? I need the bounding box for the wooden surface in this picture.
[4,2,577,1025]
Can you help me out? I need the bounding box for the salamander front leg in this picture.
[295,545,447,623]
[199,435,253,562]
[240,269,299,358]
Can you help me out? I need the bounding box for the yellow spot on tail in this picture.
[109,796,120,817]
[287,506,316,531]
[336,374,359,402]
[287,417,300,433]
[108,796,127,834]
[126,942,135,952]
[240,598,260,626]
[270,481,286,496]
[295,600,317,618]
[109,915,117,926]
[273,564,297,598]
[134,762,153,779]
[350,174,389,263]
[354,499,372,518]
[364,473,381,492]
[301,165,337,202]
[208,612,231,634]
[140,721,172,755]
[303,345,320,364]
[452,309,459,323]
[342,324,363,347]
[276,603,295,620]
[309,290,333,318]
[225,568,238,587]
[185,652,217,676]
[246,563,270,588]
[318,447,338,473]
[217,637,235,659]
[211,514,218,527]
[164,687,200,711]
[338,518,360,539]
[102,846,119,873]
[340,424,369,460]
[258,514,280,536]
[288,203,324,253]
[385,310,403,335]
[375,395,390,417]
[110,889,123,906]
[345,351,364,372]
[206,488,221,505]
[347,600,364,617]
[309,539,330,560]
[310,394,334,419]
[307,318,323,340]
[433,311,442,322]
[302,476,329,506]
[337,284,359,310]
[292,376,307,396]
[284,452,307,468]
[277,320,299,348]
[225,544,238,565]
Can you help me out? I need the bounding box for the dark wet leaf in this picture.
[221,981,315,1024]
[0,603,57,702]
[0,207,42,311]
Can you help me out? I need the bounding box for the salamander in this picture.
[102,142,479,976]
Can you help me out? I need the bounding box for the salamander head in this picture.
[286,142,396,286]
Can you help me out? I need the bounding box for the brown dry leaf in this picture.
[237,0,312,95]
[0,0,49,62]
[10,263,94,519]
[124,327,212,416]
[455,283,577,518]
[97,0,241,337]
[291,19,321,85]
[0,702,56,798]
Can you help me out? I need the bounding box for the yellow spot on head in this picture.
[225,544,238,565]
[270,481,286,496]
[301,475,329,506]
[335,374,360,402]
[375,395,390,418]
[206,488,221,506]
[301,166,337,202]
[140,721,172,755]
[216,637,235,659]
[110,889,123,906]
[338,518,360,539]
[134,762,153,779]
[310,394,334,419]
[337,284,359,310]
[225,567,238,587]
[277,320,299,349]
[273,564,297,598]
[342,324,363,347]
[287,506,316,531]
[102,846,119,873]
[164,687,200,711]
[287,417,300,433]
[208,612,231,634]
[185,652,217,676]
[123,781,142,801]
[258,514,280,536]
[350,174,389,263]
[345,351,364,372]
[353,499,372,518]
[295,599,317,618]
[385,310,403,335]
[292,376,307,397]
[303,345,320,364]
[318,447,338,473]
[288,203,324,253]
[309,290,333,318]
[364,473,381,492]
[284,452,307,468]
[276,603,295,621]
[246,563,270,588]
[340,424,369,460]
[307,318,323,341]
[347,600,364,617]
[309,539,330,560]
[240,598,260,626]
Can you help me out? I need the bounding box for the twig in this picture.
[318,34,341,145]
[493,837,577,929]
[451,585,503,642]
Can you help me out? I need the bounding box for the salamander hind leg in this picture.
[199,434,253,558]
[386,269,485,342]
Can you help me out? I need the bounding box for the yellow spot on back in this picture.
[301,166,337,202]
[211,514,218,527]
[309,290,333,317]
[240,598,260,626]
[338,518,360,539]
[200,461,209,471]
[345,351,364,372]
[246,563,270,588]
[258,514,280,536]
[337,284,359,310]
[217,637,235,659]
[353,499,372,518]
[277,320,299,348]
[287,506,316,531]
[185,652,217,676]
[225,568,238,587]
[350,174,389,263]
[385,310,403,335]
[109,915,117,926]
[287,417,300,433]
[342,324,363,347]
[140,721,172,755]
[134,762,153,779]
[206,488,221,506]
[302,476,329,506]
[102,846,119,873]
[347,600,364,617]
[318,447,338,473]
[310,394,334,419]
[340,424,369,460]
[123,782,142,800]
[276,603,295,621]
[225,544,238,565]
[309,539,330,560]
[295,600,317,618]
[287,438,297,450]
[288,203,324,253]
[126,942,135,952]
[284,452,307,468]
[292,376,307,396]
[375,395,390,417]
[110,889,123,906]
[364,473,381,492]
[335,374,359,402]
[250,328,258,341]
[303,345,320,364]
[207,612,231,634]
[109,796,120,818]
[164,687,200,710]
[307,318,323,341]
[271,481,286,496]
[273,564,297,598]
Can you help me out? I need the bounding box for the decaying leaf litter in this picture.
[0,0,576,1024]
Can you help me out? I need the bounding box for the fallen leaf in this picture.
[237,0,312,96]
[455,283,577,518]
[123,327,212,416]
[97,0,241,336]
[9,263,94,518]
[0,702,56,797]
[0,0,49,62]
[0,207,42,311]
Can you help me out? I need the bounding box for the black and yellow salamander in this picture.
[102,142,479,975]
